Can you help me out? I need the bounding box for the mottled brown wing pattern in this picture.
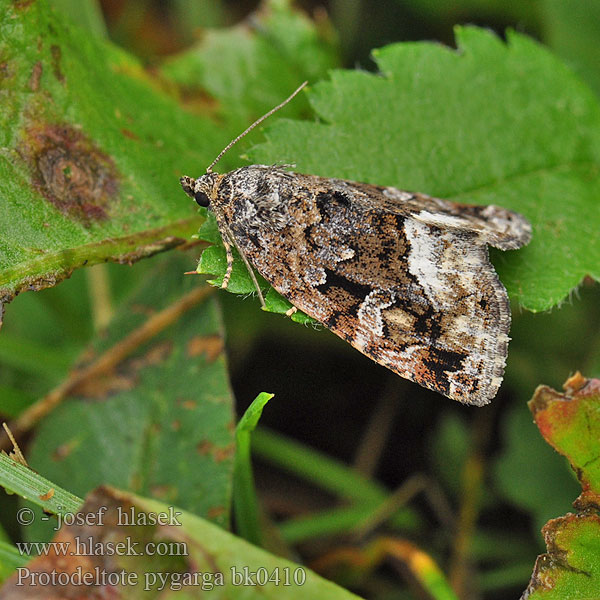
[185,165,531,405]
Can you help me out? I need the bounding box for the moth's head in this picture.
[180,172,221,208]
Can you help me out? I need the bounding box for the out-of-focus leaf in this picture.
[0,541,29,584]
[25,253,235,542]
[398,0,539,26]
[428,412,470,499]
[542,0,600,98]
[161,0,339,135]
[49,0,107,38]
[493,402,579,534]
[506,282,600,400]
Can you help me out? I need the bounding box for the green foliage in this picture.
[539,0,600,97]
[493,403,580,533]
[48,0,108,38]
[530,379,600,509]
[0,452,81,517]
[0,541,28,584]
[25,254,235,542]
[0,0,214,302]
[234,392,274,545]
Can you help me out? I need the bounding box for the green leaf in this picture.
[249,27,600,312]
[0,452,82,581]
[0,452,82,516]
[542,0,600,98]
[399,0,540,26]
[0,540,29,583]
[428,412,470,499]
[263,288,316,325]
[49,0,108,38]
[0,0,337,312]
[24,253,235,542]
[234,391,274,545]
[163,0,336,326]
[520,376,600,598]
[523,514,600,599]
[0,0,219,305]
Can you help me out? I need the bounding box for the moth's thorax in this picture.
[217,166,295,233]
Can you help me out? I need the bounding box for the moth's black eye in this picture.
[194,191,210,207]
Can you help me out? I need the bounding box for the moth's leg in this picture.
[221,235,235,291]
[235,243,266,308]
[285,306,297,317]
[221,222,266,308]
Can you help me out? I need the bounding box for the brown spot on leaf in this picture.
[28,61,42,91]
[214,443,235,463]
[207,505,226,520]
[73,341,173,399]
[181,399,196,410]
[197,440,213,455]
[174,85,218,114]
[14,0,36,9]
[0,61,11,81]
[21,123,119,224]
[131,303,156,317]
[50,44,64,83]
[39,488,55,501]
[52,440,77,461]
[196,439,234,463]
[130,341,173,369]
[75,372,136,399]
[150,485,176,500]
[121,128,139,140]
[186,334,224,362]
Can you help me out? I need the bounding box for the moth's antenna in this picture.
[206,81,308,173]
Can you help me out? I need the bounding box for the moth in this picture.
[181,83,531,406]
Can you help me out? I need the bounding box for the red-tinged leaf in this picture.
[521,374,600,599]
[529,373,600,510]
